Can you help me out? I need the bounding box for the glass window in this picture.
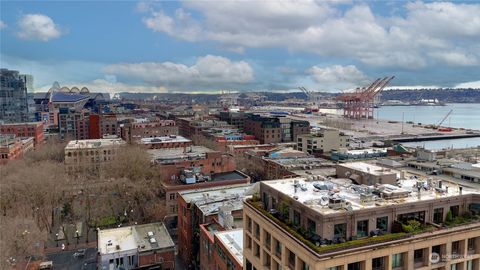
[392,253,403,268]
[348,262,361,270]
[376,216,388,232]
[433,208,444,224]
[372,257,385,270]
[357,220,369,237]
[307,218,316,233]
[334,223,347,240]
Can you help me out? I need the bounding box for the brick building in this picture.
[176,117,233,138]
[98,222,175,270]
[244,114,310,144]
[148,146,236,184]
[140,135,192,150]
[121,120,178,143]
[0,121,44,146]
[177,184,252,269]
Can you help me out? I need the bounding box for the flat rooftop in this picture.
[263,177,478,216]
[216,229,243,266]
[179,183,252,204]
[65,138,126,150]
[148,145,215,162]
[212,171,249,181]
[98,222,174,255]
[140,135,191,144]
[338,161,396,176]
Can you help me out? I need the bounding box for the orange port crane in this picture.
[336,76,395,119]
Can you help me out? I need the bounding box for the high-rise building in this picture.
[244,177,480,270]
[0,69,29,123]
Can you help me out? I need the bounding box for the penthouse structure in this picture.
[336,162,398,185]
[0,121,45,146]
[121,120,178,143]
[244,177,480,270]
[64,138,126,173]
[97,222,175,270]
[178,184,252,269]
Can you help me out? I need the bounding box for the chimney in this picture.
[459,186,463,195]
[438,180,442,189]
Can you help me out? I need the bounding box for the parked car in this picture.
[73,249,86,258]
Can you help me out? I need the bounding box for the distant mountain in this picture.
[380,88,480,103]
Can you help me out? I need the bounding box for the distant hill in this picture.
[380,88,480,103]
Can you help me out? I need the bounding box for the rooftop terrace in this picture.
[148,145,215,163]
[262,177,478,216]
[65,138,126,150]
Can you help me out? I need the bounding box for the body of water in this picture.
[378,103,480,150]
[376,103,480,130]
[320,103,480,150]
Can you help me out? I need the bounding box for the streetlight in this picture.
[75,230,80,245]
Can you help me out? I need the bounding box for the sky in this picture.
[1,0,479,94]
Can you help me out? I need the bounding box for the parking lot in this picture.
[45,248,97,270]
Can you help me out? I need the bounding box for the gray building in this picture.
[0,69,30,123]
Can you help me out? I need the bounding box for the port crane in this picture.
[436,109,453,128]
[336,76,395,119]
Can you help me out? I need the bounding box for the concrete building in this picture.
[58,109,91,140]
[0,121,45,146]
[0,135,32,164]
[244,177,480,270]
[296,128,350,155]
[64,138,126,173]
[121,120,178,143]
[97,222,175,270]
[214,229,244,270]
[336,162,398,185]
[0,69,29,123]
[219,111,246,130]
[140,135,192,149]
[178,184,252,269]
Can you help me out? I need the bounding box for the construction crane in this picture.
[436,109,453,128]
[335,76,394,119]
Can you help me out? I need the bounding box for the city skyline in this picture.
[1,1,480,94]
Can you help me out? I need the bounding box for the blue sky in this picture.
[1,1,479,93]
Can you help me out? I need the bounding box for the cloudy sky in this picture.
[1,0,479,94]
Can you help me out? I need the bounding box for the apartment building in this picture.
[97,222,175,270]
[244,114,282,144]
[178,184,252,269]
[244,177,480,270]
[0,135,33,164]
[121,120,178,143]
[296,128,350,155]
[0,121,45,146]
[64,138,126,173]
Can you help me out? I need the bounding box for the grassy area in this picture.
[248,199,409,254]
[95,215,127,228]
[445,213,479,227]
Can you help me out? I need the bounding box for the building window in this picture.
[307,218,316,233]
[433,208,444,224]
[450,205,459,217]
[357,220,368,238]
[392,253,403,268]
[451,263,458,270]
[293,210,301,226]
[452,240,461,255]
[398,211,425,223]
[376,216,388,232]
[372,257,385,270]
[264,231,271,249]
[275,239,282,257]
[288,249,295,269]
[169,193,176,200]
[348,262,362,270]
[254,222,260,239]
[334,223,347,241]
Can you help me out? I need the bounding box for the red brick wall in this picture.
[139,250,175,270]
[0,122,44,146]
[89,114,101,139]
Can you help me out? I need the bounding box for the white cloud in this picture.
[0,20,6,30]
[429,51,479,66]
[307,64,368,90]
[17,14,63,41]
[142,1,480,69]
[104,55,254,87]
